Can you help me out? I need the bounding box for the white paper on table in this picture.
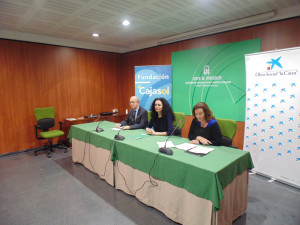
[157,141,176,148]
[65,118,77,121]
[188,146,214,154]
[175,143,198,151]
[111,127,122,130]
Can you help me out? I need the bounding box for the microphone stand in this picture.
[159,120,183,155]
[115,112,141,141]
[95,115,114,132]
[114,129,125,141]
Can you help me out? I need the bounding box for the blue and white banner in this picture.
[135,65,172,110]
[244,47,300,188]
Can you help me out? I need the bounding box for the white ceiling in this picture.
[1,0,300,53]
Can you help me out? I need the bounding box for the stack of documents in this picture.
[65,118,77,121]
[187,146,214,154]
[175,143,214,155]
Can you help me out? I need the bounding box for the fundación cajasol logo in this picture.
[267,56,283,70]
[138,85,169,97]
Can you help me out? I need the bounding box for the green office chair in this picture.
[216,118,237,147]
[34,107,67,157]
[147,111,151,122]
[173,112,186,129]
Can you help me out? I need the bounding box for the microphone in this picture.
[95,115,114,132]
[114,112,141,141]
[159,120,183,155]
[114,128,126,141]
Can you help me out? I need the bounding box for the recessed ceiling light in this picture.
[92,33,100,37]
[122,20,130,26]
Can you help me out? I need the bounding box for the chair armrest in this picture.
[222,135,233,147]
[34,124,42,139]
[58,121,65,130]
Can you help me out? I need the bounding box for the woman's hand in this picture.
[189,140,199,144]
[196,136,212,145]
[146,127,155,135]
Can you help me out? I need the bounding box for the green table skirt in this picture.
[68,121,254,211]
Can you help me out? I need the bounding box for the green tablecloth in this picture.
[68,121,254,212]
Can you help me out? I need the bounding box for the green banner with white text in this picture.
[172,39,261,121]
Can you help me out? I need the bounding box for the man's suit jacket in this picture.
[120,107,148,129]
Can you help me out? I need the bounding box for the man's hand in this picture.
[122,126,130,130]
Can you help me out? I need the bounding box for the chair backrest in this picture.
[34,107,55,121]
[216,118,237,140]
[34,107,55,131]
[147,111,186,129]
[147,111,151,122]
[173,112,186,129]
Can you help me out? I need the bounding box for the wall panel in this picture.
[0,40,122,154]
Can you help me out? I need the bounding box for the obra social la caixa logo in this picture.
[267,56,283,70]
[138,86,170,97]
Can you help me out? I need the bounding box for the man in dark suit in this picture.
[115,96,148,130]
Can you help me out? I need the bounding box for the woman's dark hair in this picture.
[150,97,175,121]
[192,102,215,121]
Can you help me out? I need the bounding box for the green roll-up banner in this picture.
[172,39,261,121]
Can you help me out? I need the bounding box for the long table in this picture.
[69,121,254,225]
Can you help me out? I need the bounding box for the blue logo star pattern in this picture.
[267,56,282,70]
[245,80,299,163]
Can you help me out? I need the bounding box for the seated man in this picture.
[115,96,148,130]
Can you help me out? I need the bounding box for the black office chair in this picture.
[34,107,67,157]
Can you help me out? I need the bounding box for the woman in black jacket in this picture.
[146,97,181,136]
[188,102,222,146]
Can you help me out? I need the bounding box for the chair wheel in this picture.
[64,149,67,153]
[47,152,52,158]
